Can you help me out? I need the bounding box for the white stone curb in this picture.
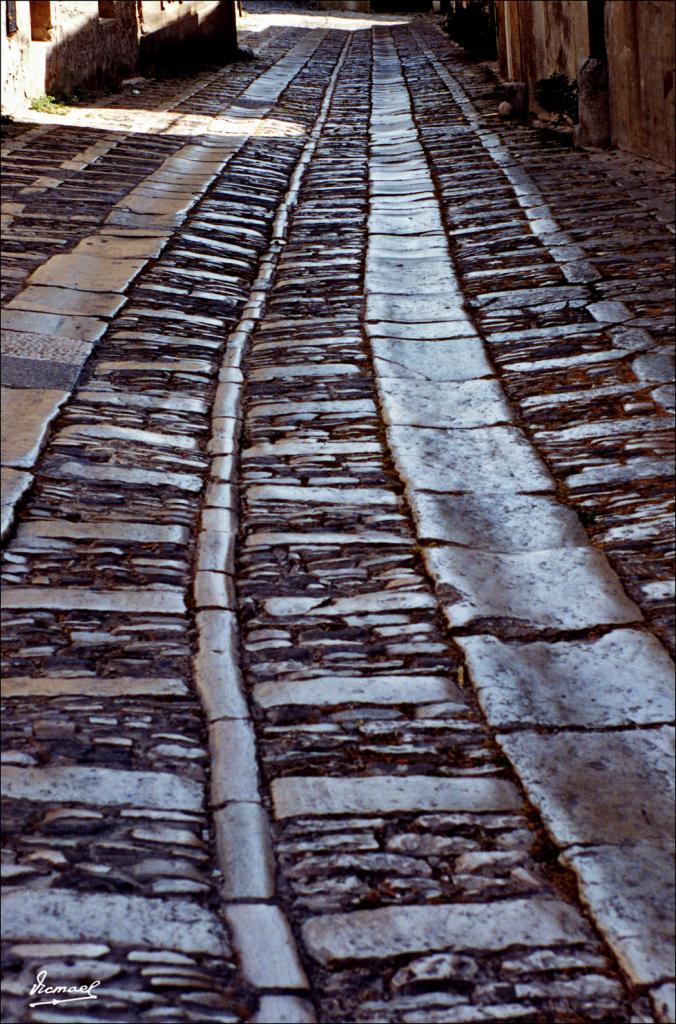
[193,33,353,1018]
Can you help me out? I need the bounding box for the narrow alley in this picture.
[1,3,674,1023]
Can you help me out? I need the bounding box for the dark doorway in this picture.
[587,0,607,61]
[29,0,53,42]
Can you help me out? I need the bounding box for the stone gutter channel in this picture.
[192,30,352,1024]
[363,23,674,1022]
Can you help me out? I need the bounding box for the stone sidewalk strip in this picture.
[365,21,674,1020]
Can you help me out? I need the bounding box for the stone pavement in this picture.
[1,5,674,1023]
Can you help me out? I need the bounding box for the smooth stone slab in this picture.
[498,727,674,848]
[368,234,450,256]
[566,457,676,488]
[1,388,68,469]
[561,842,675,987]
[370,179,431,196]
[389,425,554,493]
[371,338,493,382]
[7,285,125,318]
[252,996,316,1024]
[1,765,202,810]
[367,261,458,296]
[264,591,435,617]
[1,587,185,614]
[215,803,275,900]
[1,467,31,538]
[248,531,404,548]
[17,520,188,544]
[0,309,107,342]
[409,492,589,549]
[210,719,260,805]
[60,423,198,451]
[427,547,641,631]
[587,300,631,323]
[249,363,361,381]
[247,485,397,506]
[1,329,93,364]
[195,609,248,721]
[272,776,520,819]
[244,441,380,457]
[253,675,462,709]
[249,399,376,418]
[369,209,444,234]
[54,460,202,491]
[369,320,477,341]
[73,233,167,259]
[2,890,225,955]
[460,631,675,726]
[301,898,592,966]
[378,378,512,428]
[367,292,468,324]
[226,905,308,989]
[28,254,146,293]
[1,676,188,698]
[651,983,676,1024]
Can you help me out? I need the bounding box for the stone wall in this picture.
[139,0,238,73]
[605,0,675,168]
[495,0,675,167]
[42,1,140,97]
[495,0,589,104]
[1,1,238,115]
[1,2,34,112]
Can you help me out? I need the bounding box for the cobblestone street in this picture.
[1,4,674,1023]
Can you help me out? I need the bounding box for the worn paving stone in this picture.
[427,545,641,632]
[1,676,189,698]
[226,904,309,990]
[0,586,185,614]
[388,424,554,493]
[371,337,493,381]
[561,842,675,988]
[460,630,675,726]
[378,377,513,428]
[272,775,520,819]
[1,765,203,810]
[28,253,146,293]
[497,726,674,849]
[1,387,68,469]
[253,674,462,709]
[7,284,126,318]
[409,490,589,549]
[0,309,107,342]
[2,889,227,955]
[302,897,593,965]
[1,466,31,538]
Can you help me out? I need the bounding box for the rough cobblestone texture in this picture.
[1,4,673,1023]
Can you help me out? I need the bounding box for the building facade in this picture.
[494,0,675,167]
[1,0,238,114]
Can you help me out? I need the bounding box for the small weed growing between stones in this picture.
[29,91,86,114]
